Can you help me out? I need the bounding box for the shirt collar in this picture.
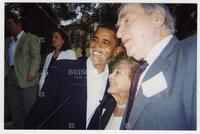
[87,57,108,77]
[144,34,173,65]
[11,31,24,42]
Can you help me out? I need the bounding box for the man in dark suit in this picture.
[5,14,41,128]
[116,4,196,130]
[25,24,121,129]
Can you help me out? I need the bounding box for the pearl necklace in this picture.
[116,103,126,109]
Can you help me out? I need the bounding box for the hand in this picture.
[26,74,35,81]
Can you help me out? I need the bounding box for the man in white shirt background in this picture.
[5,14,41,128]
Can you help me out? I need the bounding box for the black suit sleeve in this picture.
[25,63,61,129]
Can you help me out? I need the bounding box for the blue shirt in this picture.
[8,31,24,65]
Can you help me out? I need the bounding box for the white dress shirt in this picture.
[86,58,109,127]
[105,114,123,130]
[8,31,24,65]
[136,35,173,96]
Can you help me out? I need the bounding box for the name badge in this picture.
[142,72,168,97]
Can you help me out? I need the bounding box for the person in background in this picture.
[88,58,139,129]
[116,3,196,130]
[5,14,41,128]
[39,28,76,95]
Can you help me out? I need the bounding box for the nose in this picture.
[52,37,55,41]
[109,72,114,81]
[91,41,103,49]
[116,26,124,39]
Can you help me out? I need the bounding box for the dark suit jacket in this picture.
[121,35,197,130]
[26,59,110,129]
[87,93,116,129]
[25,59,99,129]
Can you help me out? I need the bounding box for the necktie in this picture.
[14,36,18,42]
[124,60,148,129]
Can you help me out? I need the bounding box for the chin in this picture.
[126,50,134,57]
[130,54,142,61]
[94,59,106,65]
[135,56,144,61]
[93,61,104,66]
[107,88,111,93]
[108,87,115,92]
[108,88,119,94]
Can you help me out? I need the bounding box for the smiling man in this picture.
[25,24,121,129]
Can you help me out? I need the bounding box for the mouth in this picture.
[109,82,117,86]
[122,38,131,47]
[92,49,104,56]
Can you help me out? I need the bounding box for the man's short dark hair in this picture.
[95,23,121,46]
[6,13,21,24]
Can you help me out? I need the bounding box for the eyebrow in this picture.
[103,39,111,44]
[93,35,97,38]
[93,35,112,44]
[116,13,128,28]
[119,13,127,20]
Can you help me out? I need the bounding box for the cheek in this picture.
[130,29,148,50]
[53,40,59,45]
[138,23,154,40]
[104,48,113,58]
[90,42,104,49]
[108,86,119,94]
[90,42,95,48]
[119,78,131,91]
[58,38,63,44]
[130,21,150,37]
[10,26,16,32]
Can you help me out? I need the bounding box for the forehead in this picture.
[53,32,62,39]
[114,62,130,72]
[53,32,61,36]
[95,27,117,46]
[6,18,15,23]
[95,27,115,38]
[118,4,145,19]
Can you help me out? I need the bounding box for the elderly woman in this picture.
[88,58,139,129]
[39,28,76,94]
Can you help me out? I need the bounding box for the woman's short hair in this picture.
[113,57,139,80]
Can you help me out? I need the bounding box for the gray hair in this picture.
[118,3,176,34]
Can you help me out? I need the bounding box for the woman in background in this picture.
[39,28,76,95]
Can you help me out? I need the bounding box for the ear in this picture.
[152,9,165,27]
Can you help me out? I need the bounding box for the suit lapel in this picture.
[46,51,54,69]
[82,60,87,127]
[127,88,148,129]
[100,97,116,129]
[128,36,179,129]
[143,36,179,81]
[14,32,26,57]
